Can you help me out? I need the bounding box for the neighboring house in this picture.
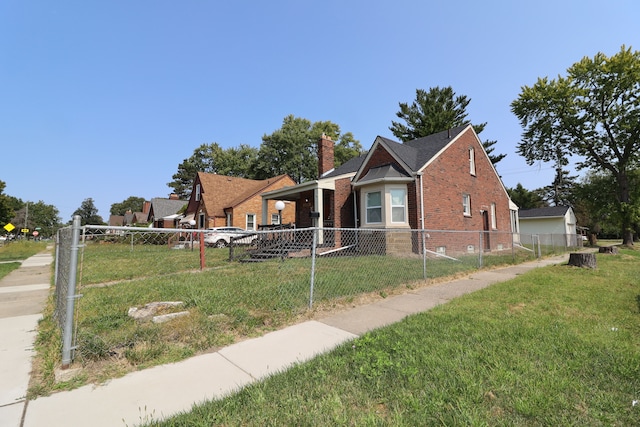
[262,125,518,254]
[108,211,147,227]
[147,195,188,228]
[184,173,296,230]
[518,206,578,246]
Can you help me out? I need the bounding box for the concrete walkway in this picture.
[0,251,574,427]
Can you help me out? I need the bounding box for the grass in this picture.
[148,248,640,426]
[27,242,575,398]
[0,240,48,280]
[0,240,48,261]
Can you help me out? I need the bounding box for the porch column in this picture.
[314,187,324,244]
[261,198,269,228]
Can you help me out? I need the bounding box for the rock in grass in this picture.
[128,301,184,321]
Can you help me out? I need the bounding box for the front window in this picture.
[246,213,256,230]
[366,191,382,223]
[463,194,471,216]
[390,189,406,223]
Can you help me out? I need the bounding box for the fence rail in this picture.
[53,220,583,365]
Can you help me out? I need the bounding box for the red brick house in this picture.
[184,173,296,230]
[262,125,518,252]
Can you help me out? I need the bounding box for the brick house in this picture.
[262,125,518,253]
[147,195,188,228]
[184,173,296,230]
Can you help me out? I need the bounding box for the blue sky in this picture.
[1,0,638,222]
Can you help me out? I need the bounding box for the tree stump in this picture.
[568,253,597,269]
[598,246,619,254]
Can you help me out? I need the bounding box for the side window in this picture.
[390,189,406,223]
[366,191,382,223]
[491,203,497,229]
[246,213,256,230]
[469,147,476,176]
[271,213,280,225]
[463,194,471,216]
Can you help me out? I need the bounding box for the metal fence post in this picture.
[478,231,483,268]
[422,230,427,280]
[61,215,82,369]
[309,227,318,309]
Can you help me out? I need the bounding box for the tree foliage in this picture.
[72,198,104,225]
[537,168,578,207]
[390,86,506,165]
[11,201,61,237]
[507,183,547,210]
[0,180,15,227]
[168,116,361,195]
[573,170,640,239]
[110,196,146,216]
[511,45,640,244]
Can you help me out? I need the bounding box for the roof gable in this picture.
[149,198,188,219]
[353,125,469,183]
[197,173,293,217]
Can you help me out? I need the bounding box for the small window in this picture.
[491,203,497,229]
[467,245,475,253]
[463,194,471,216]
[271,213,280,225]
[246,213,256,230]
[390,189,406,223]
[195,184,201,201]
[366,191,382,223]
[436,246,446,255]
[469,147,476,176]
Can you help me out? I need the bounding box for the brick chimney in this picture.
[169,193,179,200]
[318,133,335,177]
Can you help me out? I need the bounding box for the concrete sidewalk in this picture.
[0,252,53,427]
[1,251,572,427]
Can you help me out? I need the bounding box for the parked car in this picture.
[204,227,257,248]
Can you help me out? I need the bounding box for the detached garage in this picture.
[518,206,579,247]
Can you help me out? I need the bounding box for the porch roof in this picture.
[261,178,336,201]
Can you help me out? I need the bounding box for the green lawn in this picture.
[148,249,640,426]
[0,240,49,280]
[29,242,572,397]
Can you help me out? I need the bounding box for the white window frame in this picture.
[390,188,406,223]
[246,213,256,230]
[463,194,471,216]
[195,184,201,201]
[365,191,382,224]
[469,147,476,176]
[271,213,280,225]
[491,203,497,229]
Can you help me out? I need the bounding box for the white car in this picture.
[204,227,257,248]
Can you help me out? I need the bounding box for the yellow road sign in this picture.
[3,223,15,232]
[21,228,29,233]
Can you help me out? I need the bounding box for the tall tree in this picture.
[11,201,61,237]
[538,167,578,207]
[72,198,104,225]
[334,131,364,167]
[511,45,640,245]
[507,183,547,210]
[110,196,146,216]
[389,86,506,165]
[253,115,361,183]
[168,143,260,198]
[0,180,15,227]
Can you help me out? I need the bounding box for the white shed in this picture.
[518,206,579,247]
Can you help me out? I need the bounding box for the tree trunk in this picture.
[568,253,597,268]
[598,246,619,254]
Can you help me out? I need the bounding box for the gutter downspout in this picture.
[417,171,425,230]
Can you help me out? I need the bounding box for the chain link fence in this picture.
[53,222,583,365]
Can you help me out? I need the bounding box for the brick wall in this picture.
[318,135,335,177]
[420,131,512,233]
